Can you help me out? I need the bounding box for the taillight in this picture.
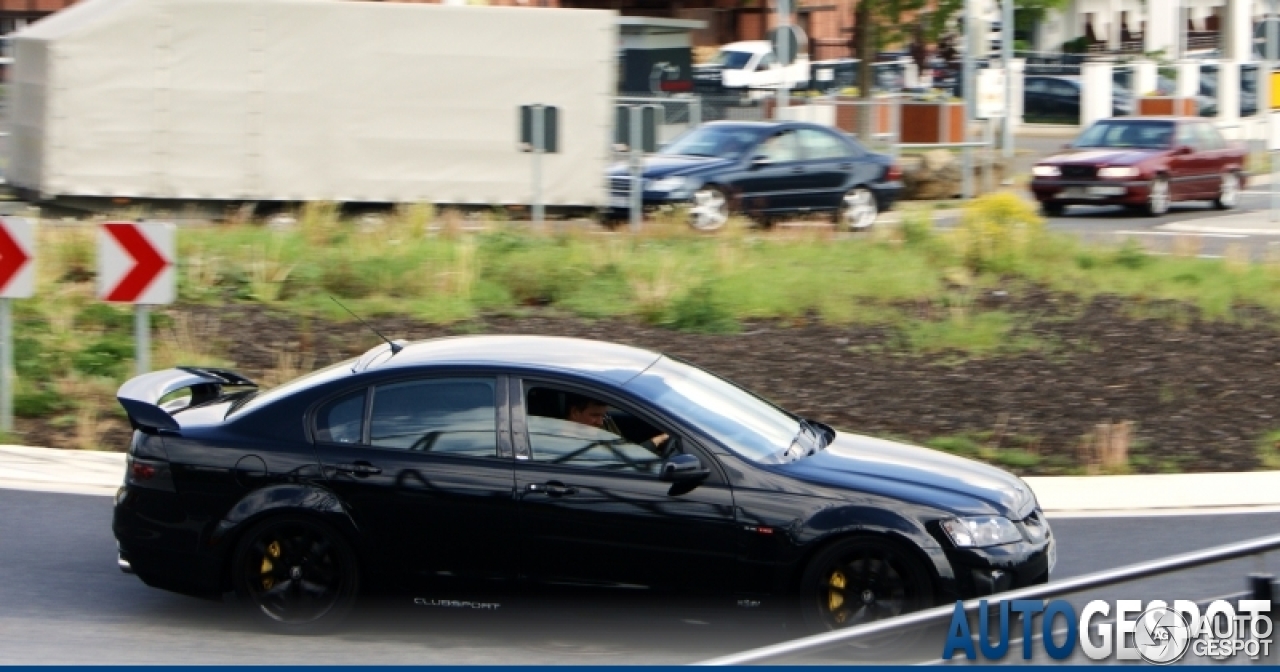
[130,462,156,481]
[125,456,175,491]
[886,163,903,181]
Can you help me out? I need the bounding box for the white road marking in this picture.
[1113,230,1249,238]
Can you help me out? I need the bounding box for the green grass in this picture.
[1258,430,1280,470]
[14,193,1280,452]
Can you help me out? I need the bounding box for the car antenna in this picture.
[329,295,403,355]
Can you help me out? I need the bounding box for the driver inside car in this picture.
[564,392,671,457]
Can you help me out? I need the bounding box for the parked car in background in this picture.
[1028,117,1248,216]
[606,121,903,231]
[692,41,810,96]
[1022,75,1133,124]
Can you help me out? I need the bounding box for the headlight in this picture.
[1031,165,1061,177]
[1097,166,1139,178]
[646,176,691,192]
[941,516,1024,548]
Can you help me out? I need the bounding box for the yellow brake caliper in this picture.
[828,570,846,622]
[261,540,281,589]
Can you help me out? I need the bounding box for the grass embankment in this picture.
[15,194,1280,468]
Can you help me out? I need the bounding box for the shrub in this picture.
[954,192,1045,274]
[72,337,134,378]
[666,283,739,334]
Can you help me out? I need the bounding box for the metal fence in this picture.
[697,532,1280,666]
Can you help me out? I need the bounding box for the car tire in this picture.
[231,514,360,635]
[836,186,879,230]
[1144,177,1171,217]
[1040,202,1065,217]
[1215,172,1241,210]
[794,536,935,656]
[687,185,731,232]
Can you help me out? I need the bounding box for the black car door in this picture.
[312,375,517,591]
[511,380,739,598]
[736,128,808,213]
[794,127,862,210]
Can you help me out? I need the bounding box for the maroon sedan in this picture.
[1029,117,1247,216]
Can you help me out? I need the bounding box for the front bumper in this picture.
[1030,178,1152,206]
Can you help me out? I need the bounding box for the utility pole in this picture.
[777,0,791,114]
[1001,0,1013,161]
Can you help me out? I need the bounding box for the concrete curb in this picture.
[5,444,1280,517]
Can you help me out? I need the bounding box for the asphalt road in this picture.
[1,488,1276,665]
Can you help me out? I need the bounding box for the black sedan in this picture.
[113,335,1054,634]
[607,121,903,232]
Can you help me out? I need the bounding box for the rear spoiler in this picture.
[117,367,258,432]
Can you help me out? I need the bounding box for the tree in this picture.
[847,0,1068,105]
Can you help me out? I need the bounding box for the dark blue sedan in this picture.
[607,121,904,232]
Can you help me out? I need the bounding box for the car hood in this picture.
[778,432,1037,519]
[1039,148,1165,166]
[607,154,737,179]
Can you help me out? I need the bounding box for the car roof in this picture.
[721,40,772,54]
[367,335,664,385]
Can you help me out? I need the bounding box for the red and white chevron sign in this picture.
[97,222,176,305]
[0,216,36,299]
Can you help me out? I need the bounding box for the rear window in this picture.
[230,358,358,416]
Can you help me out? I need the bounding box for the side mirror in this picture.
[1061,143,1073,150]
[1175,145,1195,156]
[751,154,772,168]
[659,453,710,483]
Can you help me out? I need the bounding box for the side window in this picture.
[523,385,673,474]
[797,129,853,160]
[314,389,366,444]
[759,130,800,162]
[1197,123,1225,150]
[369,377,498,457]
[1176,123,1198,150]
[1023,78,1047,94]
[757,53,777,70]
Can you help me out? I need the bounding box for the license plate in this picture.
[1087,186,1127,196]
[609,196,631,209]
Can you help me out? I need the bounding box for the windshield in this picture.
[625,355,802,463]
[1073,120,1174,149]
[659,125,761,159]
[713,50,754,70]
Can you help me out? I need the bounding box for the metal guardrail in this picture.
[696,532,1280,666]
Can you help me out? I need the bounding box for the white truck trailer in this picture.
[7,0,617,210]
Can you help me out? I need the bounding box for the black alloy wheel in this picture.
[231,515,360,634]
[797,537,935,657]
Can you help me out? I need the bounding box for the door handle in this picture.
[526,481,578,497]
[839,163,853,170]
[790,166,805,173]
[331,461,382,476]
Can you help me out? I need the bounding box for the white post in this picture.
[135,306,150,377]
[1144,0,1179,58]
[1225,0,1253,61]
[1007,58,1025,141]
[1175,60,1200,98]
[1218,60,1241,128]
[629,106,643,232]
[1081,61,1115,127]
[0,299,10,434]
[1001,0,1013,160]
[1132,59,1158,97]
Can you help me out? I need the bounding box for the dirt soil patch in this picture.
[22,288,1280,476]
